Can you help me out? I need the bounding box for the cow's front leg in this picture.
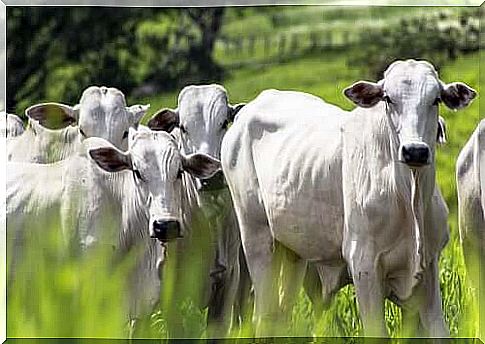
[203,199,241,337]
[415,258,449,337]
[347,240,387,337]
[206,253,240,337]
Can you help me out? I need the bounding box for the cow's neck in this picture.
[98,169,150,248]
[383,105,435,288]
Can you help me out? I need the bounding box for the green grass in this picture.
[8,45,482,339]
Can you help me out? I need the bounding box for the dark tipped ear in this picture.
[437,116,447,145]
[26,103,78,130]
[147,108,179,132]
[89,147,132,173]
[344,81,384,108]
[182,153,221,179]
[441,82,477,110]
[228,103,246,122]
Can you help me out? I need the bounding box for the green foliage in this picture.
[352,9,481,79]
[7,7,225,115]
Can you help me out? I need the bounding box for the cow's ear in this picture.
[441,82,477,110]
[127,104,150,124]
[437,116,447,145]
[228,103,246,122]
[182,153,221,179]
[26,102,79,130]
[89,147,132,173]
[344,81,384,108]
[147,108,179,132]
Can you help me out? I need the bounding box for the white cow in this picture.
[8,86,148,163]
[222,60,475,337]
[1,112,25,138]
[7,128,220,330]
[457,120,485,316]
[146,84,246,336]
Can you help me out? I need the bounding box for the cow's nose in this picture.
[151,220,181,242]
[400,143,430,167]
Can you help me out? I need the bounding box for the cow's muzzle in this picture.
[151,220,182,242]
[399,142,431,168]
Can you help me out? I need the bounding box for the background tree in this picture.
[6,7,226,114]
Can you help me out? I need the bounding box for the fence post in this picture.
[264,36,270,56]
[291,33,299,55]
[279,35,286,56]
[342,31,350,46]
[310,31,318,51]
[248,35,256,56]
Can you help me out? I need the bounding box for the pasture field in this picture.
[7,47,481,339]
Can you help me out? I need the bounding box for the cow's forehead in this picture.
[178,84,228,118]
[80,86,127,107]
[130,131,179,159]
[384,60,439,81]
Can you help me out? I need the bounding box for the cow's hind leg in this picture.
[233,246,254,330]
[279,245,307,320]
[238,213,281,337]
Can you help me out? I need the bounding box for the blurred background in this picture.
[6,5,484,339]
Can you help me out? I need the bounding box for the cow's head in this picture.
[344,60,476,168]
[26,86,149,150]
[147,84,245,159]
[89,129,221,242]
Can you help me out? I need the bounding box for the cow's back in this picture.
[222,90,348,261]
[8,123,80,163]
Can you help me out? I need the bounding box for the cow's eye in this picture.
[123,131,129,139]
[133,169,145,182]
[433,98,441,106]
[177,169,183,179]
[221,120,229,130]
[384,95,394,105]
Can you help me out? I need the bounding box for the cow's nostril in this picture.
[151,220,181,242]
[100,87,108,95]
[401,143,430,167]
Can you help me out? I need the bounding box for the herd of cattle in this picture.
[3,59,484,338]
